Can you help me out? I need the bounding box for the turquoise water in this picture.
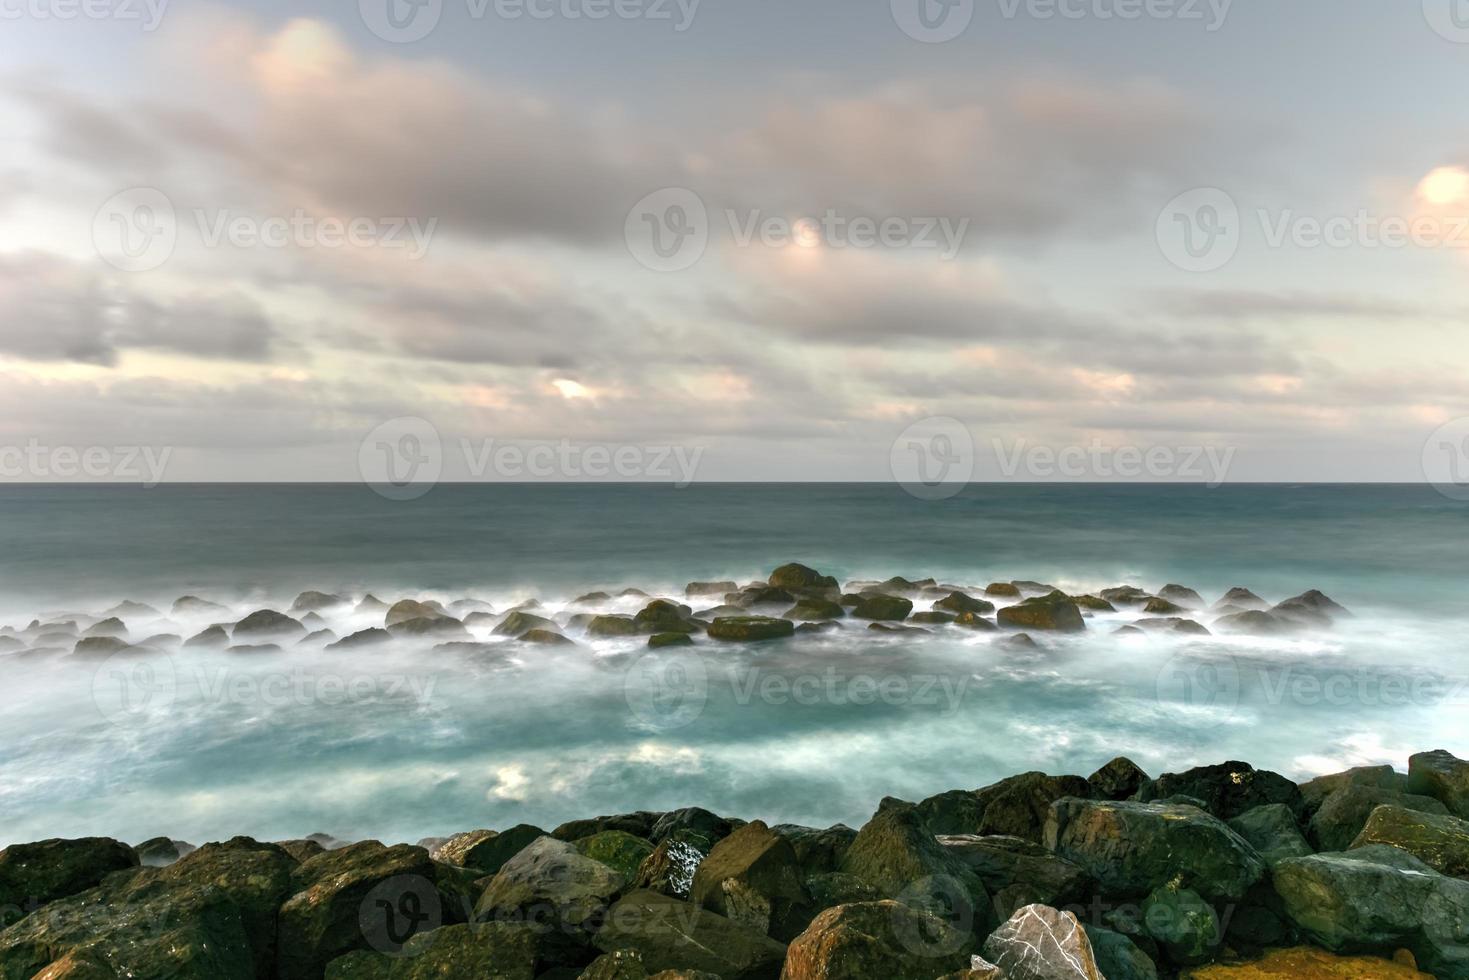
[1,483,1467,847]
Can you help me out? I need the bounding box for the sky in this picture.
[0,0,1467,483]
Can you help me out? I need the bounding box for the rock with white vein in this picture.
[981,904,1103,980]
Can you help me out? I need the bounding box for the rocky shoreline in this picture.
[1,562,1353,660]
[4,748,1469,978]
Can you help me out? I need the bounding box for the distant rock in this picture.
[1271,590,1350,627]
[767,563,839,594]
[494,610,560,638]
[1100,586,1152,606]
[172,595,228,616]
[71,636,133,657]
[985,582,1022,597]
[326,627,392,651]
[233,609,306,639]
[384,599,447,627]
[934,591,996,615]
[354,594,389,614]
[290,591,346,613]
[1158,585,1205,608]
[707,616,794,642]
[1214,587,1268,610]
[104,601,160,619]
[1213,609,1297,635]
[996,592,1085,632]
[848,593,914,621]
[83,617,127,638]
[782,598,846,621]
[686,581,739,597]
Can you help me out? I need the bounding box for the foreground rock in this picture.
[432,824,546,875]
[1273,844,1469,976]
[781,900,975,980]
[1136,761,1303,821]
[1350,804,1469,876]
[476,837,625,949]
[982,903,1102,979]
[691,820,813,941]
[0,837,139,919]
[325,922,543,979]
[938,835,1089,916]
[596,890,786,979]
[1046,799,1266,903]
[1182,947,1432,978]
[1408,749,1469,819]
[1307,784,1446,852]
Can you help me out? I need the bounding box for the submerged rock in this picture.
[985,582,1022,597]
[648,632,694,648]
[494,610,560,638]
[233,609,305,639]
[1100,586,1152,606]
[1212,610,1297,635]
[387,615,469,639]
[588,614,642,637]
[634,600,701,634]
[996,592,1085,632]
[686,581,739,598]
[327,627,392,650]
[520,628,575,646]
[184,624,231,648]
[384,599,447,627]
[782,598,846,621]
[707,616,794,642]
[82,617,127,637]
[767,563,838,593]
[1214,587,1268,610]
[291,591,346,613]
[1270,590,1349,627]
[849,594,914,621]
[173,595,228,616]
[933,591,996,615]
[1158,584,1205,608]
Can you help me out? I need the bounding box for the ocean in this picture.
[1,482,1465,847]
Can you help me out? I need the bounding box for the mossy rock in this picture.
[325,922,543,979]
[933,591,995,615]
[575,831,656,880]
[648,632,694,649]
[1181,946,1431,978]
[954,612,998,631]
[849,594,913,621]
[1351,804,1469,877]
[588,615,641,637]
[521,628,574,646]
[767,563,838,592]
[985,582,1022,597]
[0,837,139,920]
[707,617,794,642]
[1072,594,1118,611]
[996,592,1085,632]
[633,600,699,634]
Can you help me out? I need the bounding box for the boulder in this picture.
[0,837,139,917]
[1136,761,1304,820]
[291,591,346,613]
[934,592,995,615]
[384,600,446,628]
[996,593,1085,633]
[327,628,392,651]
[432,825,547,875]
[1070,594,1117,611]
[1271,590,1349,627]
[1227,804,1313,866]
[1309,785,1447,852]
[0,837,294,980]
[83,617,127,637]
[731,587,797,608]
[909,612,956,625]
[633,831,710,899]
[278,841,445,979]
[324,922,543,979]
[1300,765,1407,816]
[588,615,642,637]
[1158,585,1205,608]
[690,821,813,941]
[954,612,998,631]
[770,825,856,876]
[1088,757,1149,801]
[868,623,929,635]
[782,599,845,621]
[1140,884,1221,966]
[1100,586,1152,605]
[707,617,794,642]
[1214,587,1268,610]
[1141,597,1186,615]
[355,595,389,614]
[1045,799,1266,903]
[233,609,305,639]
[184,625,231,648]
[687,581,739,598]
[475,837,625,938]
[985,583,1022,597]
[937,835,1089,915]
[173,595,228,615]
[781,900,975,980]
[1407,749,1469,819]
[134,837,196,868]
[579,949,652,980]
[651,808,739,846]
[594,890,786,979]
[767,563,838,593]
[971,772,1093,842]
[521,628,575,646]
[494,610,560,637]
[576,831,657,880]
[849,595,914,621]
[1012,581,1056,596]
[387,616,469,639]
[1273,844,1469,975]
[1084,925,1158,980]
[70,636,132,657]
[917,789,986,835]
[555,813,664,843]
[648,632,694,649]
[634,601,700,635]
[1351,804,1469,877]
[838,800,992,933]
[804,872,880,910]
[981,903,1103,979]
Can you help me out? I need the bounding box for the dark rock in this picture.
[578,948,651,980]
[648,632,694,649]
[937,835,1089,915]
[1011,581,1056,595]
[1157,584,1205,608]
[184,624,231,648]
[327,924,544,978]
[1112,625,1146,636]
[803,872,879,910]
[730,586,797,608]
[227,644,282,655]
[1140,884,1220,966]
[1141,597,1186,615]
[71,636,132,657]
[355,595,389,614]
[554,813,663,843]
[1309,785,1447,852]
[782,598,845,621]
[521,628,575,646]
[933,592,995,615]
[278,841,444,979]
[1212,610,1297,635]
[838,800,992,933]
[173,595,228,615]
[916,790,986,835]
[1408,749,1469,819]
[690,820,812,941]
[434,825,547,876]
[588,615,641,637]
[83,617,128,637]
[476,837,625,950]
[1351,804,1469,877]
[998,632,1041,651]
[594,890,786,979]
[1227,804,1313,866]
[633,831,710,899]
[849,594,914,621]
[233,609,305,639]
[986,583,1023,598]
[782,900,975,980]
[1215,587,1268,610]
[1100,586,1152,606]
[574,591,612,605]
[971,772,1092,843]
[0,837,139,918]
[384,599,447,627]
[707,617,794,642]
[793,621,840,634]
[1083,925,1157,980]
[327,627,393,651]
[135,837,196,868]
[634,600,700,635]
[494,610,560,638]
[651,809,739,846]
[955,612,999,631]
[297,629,335,646]
[1136,761,1304,820]
[291,591,346,613]
[388,616,469,639]
[1045,799,1266,903]
[1273,844,1469,975]
[1088,757,1149,801]
[770,825,856,876]
[1271,590,1350,627]
[576,831,656,880]
[767,563,838,593]
[909,611,956,625]
[867,622,929,635]
[982,903,1104,978]
[996,592,1085,633]
[1071,594,1117,612]
[277,839,327,862]
[1300,765,1407,816]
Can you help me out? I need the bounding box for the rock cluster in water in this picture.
[0,562,1355,660]
[4,749,1469,978]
